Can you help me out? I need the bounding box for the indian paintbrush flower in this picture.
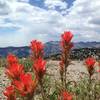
[7,54,18,65]
[33,58,46,80]
[85,57,96,77]
[61,31,73,44]
[30,40,44,60]
[3,85,16,100]
[30,40,47,100]
[61,31,73,50]
[6,63,24,80]
[60,31,73,87]
[58,90,73,100]
[13,73,37,96]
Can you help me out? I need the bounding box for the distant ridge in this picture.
[74,41,100,49]
[0,41,100,58]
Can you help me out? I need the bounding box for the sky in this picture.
[0,0,100,47]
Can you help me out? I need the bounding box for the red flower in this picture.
[6,64,24,80]
[33,58,46,79]
[85,57,96,76]
[61,31,73,44]
[60,31,73,51]
[85,57,95,67]
[30,40,44,59]
[7,54,18,65]
[3,85,16,100]
[13,73,36,96]
[59,90,73,100]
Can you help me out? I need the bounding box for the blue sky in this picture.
[0,0,100,47]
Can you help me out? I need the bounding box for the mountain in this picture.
[0,47,30,58]
[44,41,100,57]
[74,41,100,49]
[0,41,100,58]
[44,41,61,57]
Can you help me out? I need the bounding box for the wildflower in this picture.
[85,57,96,76]
[13,73,36,96]
[7,54,18,65]
[30,40,46,99]
[61,31,73,43]
[85,57,95,67]
[58,90,73,100]
[3,85,16,100]
[30,40,44,59]
[60,31,73,87]
[61,31,73,48]
[6,64,24,80]
[33,58,46,80]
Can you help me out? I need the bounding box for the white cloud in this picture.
[0,0,100,47]
[0,0,66,46]
[63,0,100,41]
[19,0,29,3]
[44,0,68,10]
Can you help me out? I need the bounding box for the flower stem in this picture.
[64,66,67,87]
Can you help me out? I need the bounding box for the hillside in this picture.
[0,41,100,58]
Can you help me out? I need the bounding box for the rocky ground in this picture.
[0,67,10,100]
[0,60,100,100]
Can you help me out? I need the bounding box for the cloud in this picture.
[0,0,12,15]
[0,0,100,47]
[0,0,66,46]
[19,0,29,3]
[44,0,68,10]
[64,0,100,41]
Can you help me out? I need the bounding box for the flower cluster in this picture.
[13,73,36,96]
[85,57,96,77]
[60,31,73,86]
[61,31,73,51]
[3,32,74,100]
[33,58,46,80]
[4,54,36,100]
[30,40,46,79]
[30,40,44,60]
[5,63,24,80]
[3,86,16,100]
[7,54,18,65]
[58,90,73,100]
[30,40,47,99]
[58,31,74,100]
[4,39,47,100]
